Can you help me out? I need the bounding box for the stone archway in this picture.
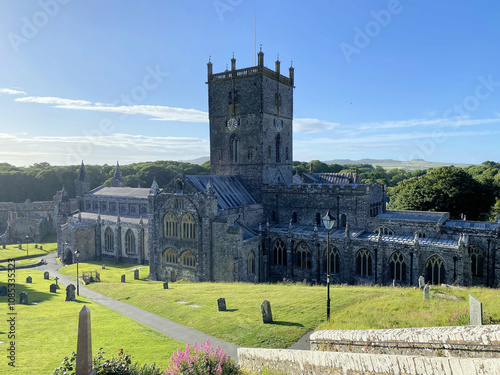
[64,249,73,265]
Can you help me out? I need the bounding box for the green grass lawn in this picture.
[0,240,57,263]
[0,268,184,374]
[60,261,500,349]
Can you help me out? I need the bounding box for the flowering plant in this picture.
[447,308,497,325]
[165,339,240,375]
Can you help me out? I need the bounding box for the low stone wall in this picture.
[310,326,500,358]
[238,348,500,375]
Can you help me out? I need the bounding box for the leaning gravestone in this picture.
[19,291,28,304]
[35,244,38,249]
[39,245,43,250]
[217,298,227,312]
[66,284,76,301]
[423,284,430,300]
[26,276,32,284]
[2,244,6,249]
[261,300,273,324]
[134,269,139,280]
[163,282,168,289]
[469,295,483,326]
[418,276,425,289]
[44,271,50,280]
[50,284,58,293]
[0,286,7,296]
[121,274,126,283]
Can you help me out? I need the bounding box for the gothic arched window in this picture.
[426,255,445,285]
[181,251,196,268]
[356,249,372,276]
[248,251,256,274]
[374,226,394,235]
[469,246,484,277]
[291,211,298,223]
[164,248,178,264]
[296,242,311,269]
[163,212,178,238]
[104,227,114,252]
[273,239,286,266]
[180,213,196,239]
[389,251,406,281]
[230,134,238,163]
[324,244,340,274]
[125,229,135,254]
[275,134,281,162]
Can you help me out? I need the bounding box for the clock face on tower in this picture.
[227,117,238,132]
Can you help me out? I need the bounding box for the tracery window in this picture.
[324,244,340,274]
[374,226,394,235]
[275,134,281,162]
[104,227,114,252]
[248,251,256,274]
[296,242,311,269]
[469,246,484,277]
[163,212,178,238]
[180,213,196,239]
[426,255,445,285]
[164,248,178,264]
[389,251,406,281]
[273,239,287,266]
[125,229,135,254]
[415,231,426,238]
[230,135,238,163]
[356,249,372,276]
[181,251,196,268]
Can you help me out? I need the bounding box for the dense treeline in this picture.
[1,160,499,222]
[0,161,209,203]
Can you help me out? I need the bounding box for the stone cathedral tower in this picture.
[207,50,295,201]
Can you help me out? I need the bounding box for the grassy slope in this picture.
[0,268,183,374]
[61,262,500,349]
[0,242,57,263]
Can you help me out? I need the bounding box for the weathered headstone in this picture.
[50,284,58,293]
[423,284,430,300]
[39,245,43,250]
[163,282,168,289]
[469,295,483,326]
[418,276,425,289]
[44,271,50,280]
[76,305,92,375]
[26,276,32,284]
[18,243,22,249]
[66,284,76,301]
[35,244,38,249]
[261,300,273,324]
[19,291,28,304]
[102,264,105,269]
[2,244,6,249]
[134,269,139,280]
[0,286,7,296]
[392,279,396,288]
[55,277,60,289]
[121,274,126,283]
[217,298,227,311]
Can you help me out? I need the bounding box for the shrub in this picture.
[447,308,497,326]
[165,339,240,375]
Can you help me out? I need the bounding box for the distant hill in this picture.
[180,156,210,165]
[322,158,473,171]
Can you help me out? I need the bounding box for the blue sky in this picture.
[1,0,500,166]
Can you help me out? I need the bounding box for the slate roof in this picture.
[303,172,360,184]
[233,223,259,241]
[268,224,365,238]
[89,187,150,199]
[376,211,446,222]
[444,220,498,230]
[80,212,148,225]
[185,175,257,210]
[358,232,458,248]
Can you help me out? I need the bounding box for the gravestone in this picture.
[217,298,227,311]
[418,276,425,289]
[19,291,28,304]
[423,284,430,300]
[44,271,50,280]
[134,269,139,280]
[102,264,105,269]
[35,244,38,249]
[26,276,32,284]
[121,274,126,283]
[54,277,60,289]
[163,282,168,289]
[18,243,22,249]
[469,295,483,326]
[392,279,396,288]
[261,300,273,324]
[76,306,92,375]
[0,286,7,296]
[50,284,57,293]
[40,245,43,250]
[66,284,76,301]
[3,244,6,249]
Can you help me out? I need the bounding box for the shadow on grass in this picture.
[220,308,239,312]
[269,321,304,327]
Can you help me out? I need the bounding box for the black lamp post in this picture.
[26,234,29,257]
[74,248,80,296]
[322,209,336,322]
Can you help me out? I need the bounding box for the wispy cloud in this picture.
[0,88,26,95]
[293,118,340,133]
[14,95,208,122]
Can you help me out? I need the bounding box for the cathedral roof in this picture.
[79,211,148,224]
[444,220,498,230]
[302,172,360,184]
[358,232,459,248]
[89,186,150,199]
[376,211,447,222]
[185,175,257,210]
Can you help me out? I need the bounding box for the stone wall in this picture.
[238,348,500,375]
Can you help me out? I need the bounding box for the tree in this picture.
[389,166,496,220]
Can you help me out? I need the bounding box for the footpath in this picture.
[37,257,311,363]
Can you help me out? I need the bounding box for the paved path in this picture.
[37,257,242,361]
